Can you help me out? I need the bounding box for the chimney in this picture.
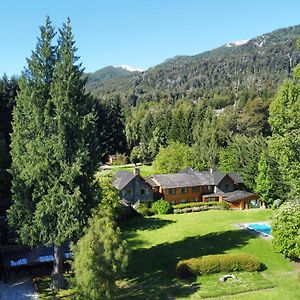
[134,168,140,176]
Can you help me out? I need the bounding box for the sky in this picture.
[1,0,300,76]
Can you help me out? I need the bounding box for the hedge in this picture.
[176,253,261,278]
[173,201,229,214]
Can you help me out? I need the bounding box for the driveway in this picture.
[0,277,38,300]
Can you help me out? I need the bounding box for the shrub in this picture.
[134,201,154,216]
[173,201,229,214]
[272,200,300,259]
[176,253,261,278]
[152,199,173,214]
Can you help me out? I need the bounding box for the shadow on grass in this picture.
[121,216,176,248]
[121,216,176,232]
[117,229,257,300]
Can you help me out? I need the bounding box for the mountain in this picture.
[87,24,300,106]
[85,65,141,93]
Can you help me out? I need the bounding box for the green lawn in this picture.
[111,164,155,176]
[118,210,300,299]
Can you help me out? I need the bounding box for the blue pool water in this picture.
[247,223,271,236]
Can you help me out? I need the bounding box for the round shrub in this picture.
[272,200,300,259]
[176,253,261,278]
[152,199,173,214]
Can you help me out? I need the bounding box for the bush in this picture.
[272,200,300,259]
[152,199,173,215]
[176,253,261,278]
[173,201,229,214]
[134,201,154,216]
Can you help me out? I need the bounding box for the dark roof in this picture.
[222,190,259,203]
[193,171,225,185]
[228,173,244,184]
[151,173,201,189]
[2,244,70,268]
[152,170,244,188]
[113,170,136,190]
[144,176,159,188]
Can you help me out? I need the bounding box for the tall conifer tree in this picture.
[9,18,100,289]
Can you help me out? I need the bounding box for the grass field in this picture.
[111,164,155,176]
[37,209,299,299]
[118,209,300,299]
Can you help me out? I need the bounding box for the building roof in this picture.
[222,190,259,203]
[193,171,225,185]
[151,169,244,189]
[228,173,244,184]
[151,173,201,189]
[113,170,137,190]
[144,176,159,188]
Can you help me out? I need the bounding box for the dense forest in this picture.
[86,25,300,197]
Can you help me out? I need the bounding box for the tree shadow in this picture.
[121,216,176,232]
[120,217,176,248]
[117,229,258,299]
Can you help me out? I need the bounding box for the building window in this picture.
[192,186,200,193]
[140,188,145,195]
[207,185,212,191]
[180,199,187,204]
[207,197,218,202]
[166,188,176,195]
[180,187,188,194]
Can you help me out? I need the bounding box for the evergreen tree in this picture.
[96,95,127,158]
[219,135,267,190]
[255,150,285,206]
[193,108,220,170]
[9,18,100,289]
[0,75,18,216]
[72,210,128,300]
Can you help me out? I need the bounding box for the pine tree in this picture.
[72,211,128,300]
[9,17,57,246]
[9,18,100,290]
[255,150,285,206]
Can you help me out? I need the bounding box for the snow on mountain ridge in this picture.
[115,65,145,72]
[225,39,249,47]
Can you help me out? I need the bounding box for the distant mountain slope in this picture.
[88,24,300,105]
[85,66,140,93]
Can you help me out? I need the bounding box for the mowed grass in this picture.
[111,164,155,176]
[118,210,300,299]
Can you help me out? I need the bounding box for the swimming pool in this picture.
[246,223,272,236]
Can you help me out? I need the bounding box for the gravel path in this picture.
[0,277,38,300]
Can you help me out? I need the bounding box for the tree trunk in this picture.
[52,245,66,290]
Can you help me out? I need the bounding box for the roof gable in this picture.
[113,170,137,190]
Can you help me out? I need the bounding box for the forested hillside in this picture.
[85,24,300,200]
[88,25,300,107]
